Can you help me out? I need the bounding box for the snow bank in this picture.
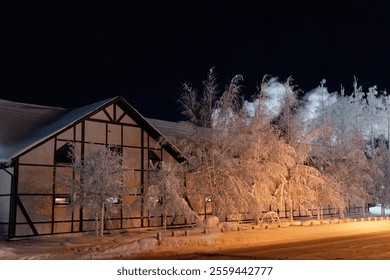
[2,218,390,260]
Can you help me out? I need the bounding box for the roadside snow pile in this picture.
[219,222,241,231]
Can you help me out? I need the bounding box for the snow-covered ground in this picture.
[1,215,390,260]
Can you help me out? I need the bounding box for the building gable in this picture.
[0,96,188,237]
[1,96,186,165]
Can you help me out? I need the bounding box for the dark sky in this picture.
[1,1,390,121]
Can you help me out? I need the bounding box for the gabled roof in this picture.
[0,96,186,164]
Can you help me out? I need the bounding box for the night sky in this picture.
[1,1,390,121]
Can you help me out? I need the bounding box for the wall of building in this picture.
[11,102,183,237]
[18,138,56,236]
[0,168,12,236]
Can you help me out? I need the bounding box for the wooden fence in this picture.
[144,205,371,229]
[198,204,370,223]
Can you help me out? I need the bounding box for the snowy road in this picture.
[134,230,390,260]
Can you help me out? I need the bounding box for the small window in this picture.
[106,197,121,204]
[107,145,123,165]
[54,195,70,205]
[55,143,73,164]
[108,145,122,155]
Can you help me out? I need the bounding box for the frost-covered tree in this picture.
[236,96,297,219]
[178,70,390,221]
[273,77,301,146]
[179,66,221,128]
[364,85,380,158]
[372,138,390,215]
[179,70,326,223]
[248,79,324,222]
[142,161,200,230]
[308,79,381,216]
[179,69,259,221]
[66,144,133,237]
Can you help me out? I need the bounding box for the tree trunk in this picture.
[289,207,293,224]
[100,202,105,237]
[317,205,321,220]
[163,212,167,231]
[339,208,344,219]
[95,212,99,237]
[362,202,366,218]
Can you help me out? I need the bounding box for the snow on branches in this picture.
[177,69,331,222]
[65,143,134,237]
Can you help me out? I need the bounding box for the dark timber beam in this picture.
[16,196,38,236]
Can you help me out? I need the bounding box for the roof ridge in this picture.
[0,98,67,111]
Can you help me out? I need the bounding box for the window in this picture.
[107,145,123,165]
[108,145,122,155]
[106,197,121,204]
[54,195,70,205]
[55,143,73,164]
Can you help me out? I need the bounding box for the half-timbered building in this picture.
[0,96,187,238]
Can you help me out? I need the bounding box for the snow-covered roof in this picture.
[0,97,115,164]
[147,118,198,141]
[0,97,187,165]
[146,118,206,170]
[0,99,67,146]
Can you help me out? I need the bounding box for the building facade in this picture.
[0,97,186,238]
